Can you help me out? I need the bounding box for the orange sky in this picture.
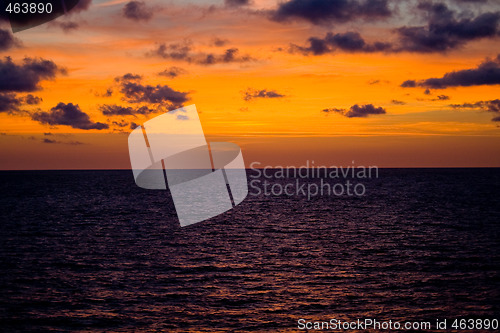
[1,0,499,169]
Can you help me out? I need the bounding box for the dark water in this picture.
[0,169,498,332]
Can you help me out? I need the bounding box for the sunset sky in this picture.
[1,0,499,169]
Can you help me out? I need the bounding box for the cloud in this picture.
[450,99,500,122]
[123,1,154,21]
[287,2,500,56]
[396,2,500,53]
[58,21,79,32]
[199,48,252,65]
[31,103,109,130]
[42,138,84,145]
[271,0,391,25]
[0,57,64,92]
[400,80,416,87]
[73,0,92,12]
[243,88,285,101]
[323,104,386,117]
[211,37,230,47]
[401,55,500,89]
[100,104,155,116]
[158,66,187,78]
[225,0,251,6]
[100,74,190,116]
[115,73,189,108]
[452,100,500,113]
[117,73,142,81]
[322,107,345,113]
[43,138,57,143]
[149,42,193,61]
[433,95,450,101]
[0,29,19,52]
[112,119,130,127]
[103,88,113,97]
[0,93,21,112]
[22,94,42,105]
[291,31,392,55]
[149,43,254,65]
[0,93,42,113]
[391,100,406,105]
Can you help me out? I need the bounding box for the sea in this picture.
[0,169,498,332]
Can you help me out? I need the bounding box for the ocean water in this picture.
[0,169,498,332]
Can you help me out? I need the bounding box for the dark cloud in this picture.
[101,74,189,115]
[243,88,285,101]
[0,93,21,112]
[291,31,392,55]
[0,29,19,52]
[225,0,251,6]
[287,2,500,56]
[116,74,189,108]
[42,138,84,145]
[450,99,500,112]
[200,48,251,65]
[112,119,130,127]
[149,42,193,61]
[123,1,154,21]
[402,55,500,89]
[396,2,500,53]
[0,93,42,113]
[271,0,391,25]
[104,88,113,97]
[117,73,142,82]
[74,0,92,12]
[391,100,406,105]
[224,0,251,7]
[100,104,155,116]
[433,95,450,101]
[58,21,79,32]
[400,80,417,87]
[450,99,500,122]
[211,37,230,47]
[158,66,187,78]
[0,57,64,92]
[324,104,386,117]
[43,138,57,143]
[149,43,253,65]
[23,94,42,105]
[31,103,109,130]
[322,107,345,113]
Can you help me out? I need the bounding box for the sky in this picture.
[0,0,499,169]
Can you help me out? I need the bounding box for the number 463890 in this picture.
[5,2,53,14]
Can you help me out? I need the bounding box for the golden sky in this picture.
[1,0,499,169]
